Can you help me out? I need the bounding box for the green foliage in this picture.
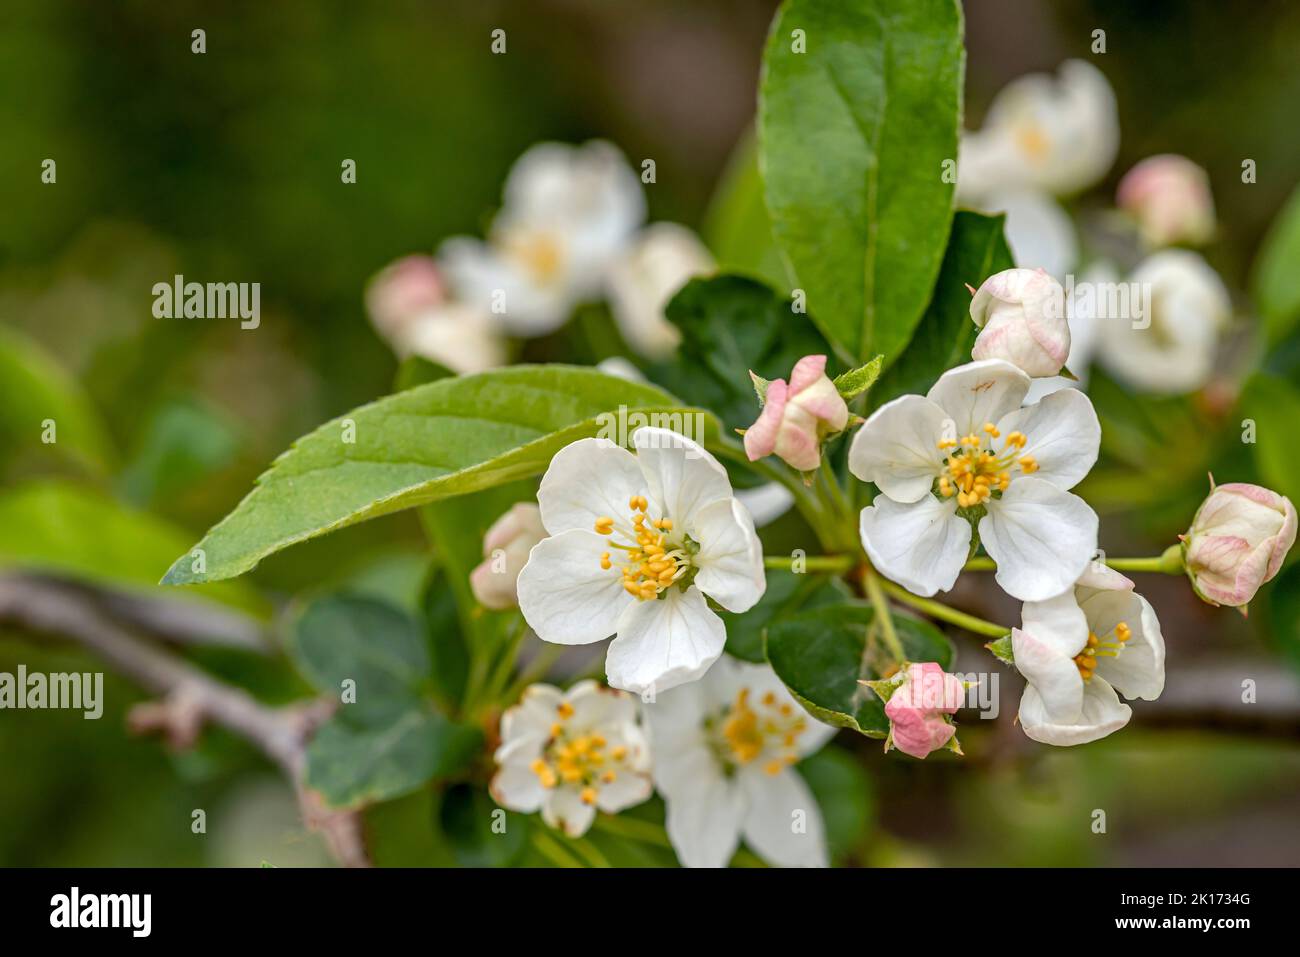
[439,784,531,867]
[872,211,1014,404]
[702,131,792,291]
[289,594,482,808]
[0,326,114,476]
[1239,373,1300,506]
[759,0,963,364]
[764,602,954,737]
[832,357,883,400]
[725,570,852,663]
[799,746,875,859]
[162,366,697,585]
[649,275,831,430]
[1253,182,1300,344]
[0,480,261,612]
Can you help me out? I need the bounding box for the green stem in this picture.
[501,643,566,704]
[712,442,840,550]
[964,544,1185,576]
[877,578,1010,639]
[818,455,851,518]
[862,569,906,663]
[481,617,530,706]
[566,835,611,868]
[763,554,855,573]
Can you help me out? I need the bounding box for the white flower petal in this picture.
[980,478,1098,601]
[1019,677,1131,746]
[542,787,597,837]
[739,766,828,868]
[494,683,563,763]
[517,529,631,645]
[1079,588,1166,701]
[642,682,710,768]
[489,764,547,814]
[536,437,647,536]
[632,427,732,527]
[1011,625,1085,724]
[926,359,1031,439]
[1020,590,1090,658]
[663,749,743,868]
[994,388,1100,491]
[984,189,1078,279]
[606,586,726,695]
[847,394,949,503]
[692,498,766,613]
[859,495,969,597]
[734,482,796,528]
[594,770,654,814]
[564,679,639,730]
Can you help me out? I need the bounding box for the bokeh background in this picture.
[2,0,1299,866]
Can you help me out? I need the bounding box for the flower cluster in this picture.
[365,142,714,373]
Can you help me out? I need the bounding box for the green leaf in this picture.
[0,479,262,613]
[725,569,850,663]
[286,594,430,727]
[985,635,1015,665]
[1239,373,1300,505]
[832,356,883,400]
[759,0,963,363]
[1253,182,1300,344]
[439,783,530,867]
[422,570,472,709]
[872,211,1014,404]
[763,602,954,737]
[305,707,483,809]
[702,130,793,291]
[162,365,698,585]
[648,275,832,431]
[0,326,114,475]
[799,746,874,860]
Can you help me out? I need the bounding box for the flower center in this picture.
[1073,621,1132,681]
[1015,122,1051,162]
[714,688,807,776]
[505,229,564,284]
[530,699,632,806]
[936,423,1038,508]
[595,496,693,601]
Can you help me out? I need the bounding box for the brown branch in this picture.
[0,573,369,867]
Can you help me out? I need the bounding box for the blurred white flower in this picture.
[1014,564,1164,746]
[644,656,835,868]
[958,59,1119,201]
[1096,249,1231,394]
[441,141,645,336]
[490,681,652,837]
[1117,154,1216,248]
[606,222,713,360]
[980,189,1079,280]
[365,255,505,373]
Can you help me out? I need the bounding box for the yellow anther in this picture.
[594,516,615,535]
[556,701,574,719]
[1019,455,1038,474]
[611,745,627,761]
[983,422,1001,438]
[764,759,784,776]
[1115,622,1132,642]
[601,770,617,784]
[629,495,648,512]
[961,433,981,447]
[937,438,957,450]
[600,552,612,570]
[580,786,598,805]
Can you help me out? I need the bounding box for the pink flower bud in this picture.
[970,267,1070,377]
[365,255,446,342]
[884,662,965,759]
[1184,482,1297,609]
[1117,154,1215,248]
[470,503,548,610]
[743,355,849,472]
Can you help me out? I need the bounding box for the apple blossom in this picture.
[1024,261,1116,403]
[877,662,965,759]
[848,359,1100,601]
[970,267,1070,377]
[1183,482,1297,609]
[469,503,548,610]
[643,656,835,868]
[1013,563,1165,746]
[606,222,714,360]
[440,140,645,336]
[1096,250,1230,394]
[364,255,505,373]
[744,355,849,472]
[516,427,765,695]
[1117,154,1216,248]
[490,680,652,837]
[957,59,1119,201]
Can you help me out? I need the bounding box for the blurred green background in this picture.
[1,0,1298,866]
